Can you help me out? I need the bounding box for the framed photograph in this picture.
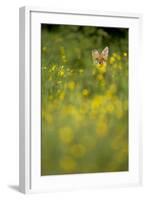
[19,6,142,193]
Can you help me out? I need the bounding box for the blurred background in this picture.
[41,24,128,175]
[41,24,128,68]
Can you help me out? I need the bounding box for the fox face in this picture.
[92,47,109,65]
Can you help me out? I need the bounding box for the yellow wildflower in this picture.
[96,63,107,74]
[68,81,75,90]
[62,105,77,116]
[62,55,67,63]
[82,89,89,96]
[109,56,116,64]
[106,103,114,113]
[59,91,65,100]
[112,52,117,57]
[91,95,102,111]
[59,70,64,77]
[51,65,56,71]
[59,127,74,144]
[47,114,53,124]
[58,66,65,77]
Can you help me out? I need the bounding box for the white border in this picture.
[19,7,142,194]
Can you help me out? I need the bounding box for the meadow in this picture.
[41,25,128,175]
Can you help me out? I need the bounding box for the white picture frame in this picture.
[19,6,142,194]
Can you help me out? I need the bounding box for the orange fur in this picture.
[92,47,109,65]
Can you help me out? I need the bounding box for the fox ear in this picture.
[92,49,100,60]
[92,49,100,64]
[101,47,109,60]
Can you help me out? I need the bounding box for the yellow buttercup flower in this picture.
[59,91,65,100]
[106,103,114,113]
[62,105,77,116]
[82,89,89,96]
[96,63,107,73]
[62,55,67,63]
[109,56,116,64]
[91,95,102,110]
[59,70,64,77]
[58,66,65,77]
[51,65,56,71]
[59,127,74,144]
[68,81,75,90]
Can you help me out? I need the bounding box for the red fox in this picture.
[92,47,109,65]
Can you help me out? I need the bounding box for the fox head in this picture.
[92,47,109,65]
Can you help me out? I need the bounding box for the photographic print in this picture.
[41,24,128,176]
